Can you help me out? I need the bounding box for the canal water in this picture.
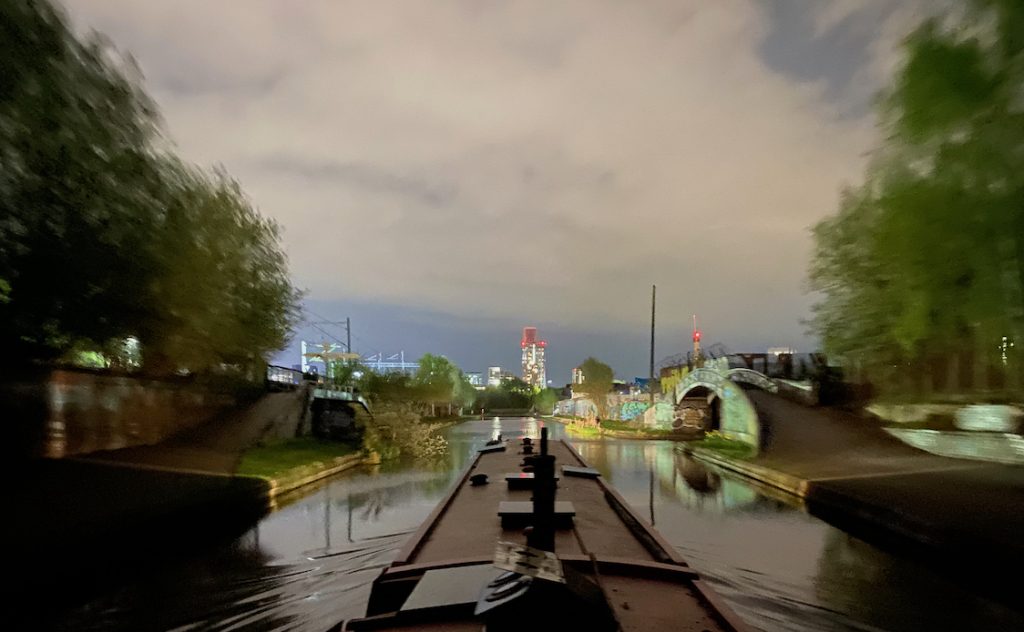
[58,418,1022,631]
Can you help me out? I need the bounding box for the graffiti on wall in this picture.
[620,400,649,421]
[660,366,690,396]
[554,398,597,419]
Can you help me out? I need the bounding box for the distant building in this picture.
[466,372,484,389]
[571,366,585,385]
[487,366,503,388]
[767,347,797,356]
[359,351,420,375]
[521,326,547,388]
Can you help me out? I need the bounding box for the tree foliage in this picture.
[357,370,417,404]
[358,354,474,415]
[574,357,614,415]
[474,377,533,411]
[0,0,299,372]
[809,0,1024,395]
[531,387,561,415]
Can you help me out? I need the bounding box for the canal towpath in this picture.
[688,390,1024,607]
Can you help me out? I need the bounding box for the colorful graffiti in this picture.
[620,400,648,421]
[642,402,675,429]
[554,398,597,419]
[660,366,690,395]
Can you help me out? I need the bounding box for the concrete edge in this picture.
[263,453,367,502]
[682,445,994,551]
[682,445,1024,610]
[680,446,810,498]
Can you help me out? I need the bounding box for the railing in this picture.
[266,365,303,389]
[311,383,372,416]
[267,365,372,413]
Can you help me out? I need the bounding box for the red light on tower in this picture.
[692,314,702,360]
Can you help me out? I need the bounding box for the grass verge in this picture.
[598,420,675,435]
[564,424,601,438]
[237,438,358,480]
[696,433,755,460]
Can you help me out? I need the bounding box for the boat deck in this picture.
[348,438,749,632]
[412,440,655,564]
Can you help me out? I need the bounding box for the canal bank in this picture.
[239,442,368,507]
[548,415,685,440]
[683,391,1024,610]
[11,390,374,618]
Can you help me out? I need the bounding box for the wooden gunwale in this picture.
[693,579,754,632]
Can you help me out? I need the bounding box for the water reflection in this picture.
[575,439,1023,632]
[56,419,1024,631]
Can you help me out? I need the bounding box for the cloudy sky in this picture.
[66,0,931,382]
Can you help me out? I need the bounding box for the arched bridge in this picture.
[674,366,776,454]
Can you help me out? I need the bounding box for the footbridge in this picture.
[266,365,371,441]
[673,365,778,454]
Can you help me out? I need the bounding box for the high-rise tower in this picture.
[521,326,547,388]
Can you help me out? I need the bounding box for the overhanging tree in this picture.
[809,0,1024,396]
[0,0,300,373]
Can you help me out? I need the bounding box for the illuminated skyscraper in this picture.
[487,366,502,387]
[521,326,547,388]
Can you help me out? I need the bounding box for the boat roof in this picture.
[343,438,750,632]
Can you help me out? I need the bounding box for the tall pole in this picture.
[346,317,352,354]
[649,284,656,406]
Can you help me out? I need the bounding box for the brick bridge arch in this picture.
[675,367,774,453]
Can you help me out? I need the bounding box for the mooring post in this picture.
[527,427,556,552]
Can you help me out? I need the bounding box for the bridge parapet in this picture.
[725,368,778,393]
[313,386,371,414]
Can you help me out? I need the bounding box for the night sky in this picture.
[65,1,936,383]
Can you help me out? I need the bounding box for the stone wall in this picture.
[717,380,760,451]
[4,368,250,458]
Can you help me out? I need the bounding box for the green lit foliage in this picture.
[0,0,299,372]
[531,387,561,415]
[500,376,532,397]
[357,370,416,404]
[809,0,1024,395]
[474,377,532,411]
[327,360,360,388]
[355,354,474,416]
[574,357,614,415]
[415,353,458,415]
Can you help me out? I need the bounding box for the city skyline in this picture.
[279,303,803,385]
